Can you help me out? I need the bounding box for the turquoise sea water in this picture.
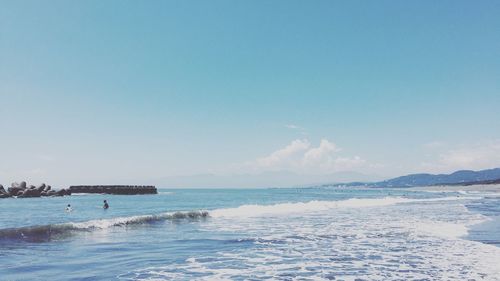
[1,187,499,280]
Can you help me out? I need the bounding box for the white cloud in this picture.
[440,141,500,169]
[302,139,340,171]
[285,124,302,130]
[250,139,367,174]
[421,140,500,172]
[255,139,310,170]
[285,124,308,135]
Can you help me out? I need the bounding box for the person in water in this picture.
[65,204,72,212]
[103,200,109,209]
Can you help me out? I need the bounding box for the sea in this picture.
[1,186,500,281]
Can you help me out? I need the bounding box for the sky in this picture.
[1,0,500,187]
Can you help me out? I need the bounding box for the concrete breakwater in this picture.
[0,182,70,198]
[69,185,157,195]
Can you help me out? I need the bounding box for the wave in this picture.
[210,196,479,218]
[0,210,208,242]
[0,196,480,242]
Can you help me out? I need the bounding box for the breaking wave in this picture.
[0,196,479,242]
[210,196,476,218]
[120,195,500,281]
[0,210,209,242]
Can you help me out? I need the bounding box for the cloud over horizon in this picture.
[245,139,366,175]
[421,140,500,173]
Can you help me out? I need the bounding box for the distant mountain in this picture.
[449,178,500,186]
[331,168,500,188]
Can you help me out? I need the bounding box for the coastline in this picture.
[408,184,500,248]
[408,184,500,194]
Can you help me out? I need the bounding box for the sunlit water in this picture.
[1,187,499,280]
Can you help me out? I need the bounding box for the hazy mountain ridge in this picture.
[330,168,500,188]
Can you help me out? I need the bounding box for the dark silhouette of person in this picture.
[66,204,72,212]
[103,200,109,209]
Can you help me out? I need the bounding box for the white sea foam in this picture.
[6,196,482,245]
[210,196,477,218]
[121,195,500,281]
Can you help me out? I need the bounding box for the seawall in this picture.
[69,185,157,195]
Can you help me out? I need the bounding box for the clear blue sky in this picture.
[1,0,499,187]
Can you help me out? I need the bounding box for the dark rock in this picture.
[2,182,69,198]
[53,189,65,196]
[69,185,157,195]
[56,189,70,196]
[18,188,41,198]
[9,187,24,196]
[34,189,42,197]
[0,185,11,198]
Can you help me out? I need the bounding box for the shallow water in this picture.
[0,187,499,280]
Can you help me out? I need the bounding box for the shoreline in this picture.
[408,184,500,248]
[408,184,500,194]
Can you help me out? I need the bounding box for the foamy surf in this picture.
[122,194,500,281]
[0,196,481,242]
[208,196,489,240]
[210,196,478,218]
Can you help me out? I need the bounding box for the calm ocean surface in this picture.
[1,187,500,280]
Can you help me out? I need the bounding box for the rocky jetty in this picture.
[0,181,71,198]
[69,185,157,195]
